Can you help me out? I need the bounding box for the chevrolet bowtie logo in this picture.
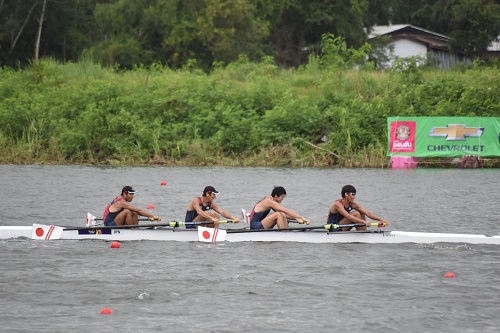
[428,124,484,141]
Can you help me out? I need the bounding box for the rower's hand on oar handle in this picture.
[232,217,240,223]
[368,221,389,228]
[149,216,161,222]
[296,217,309,225]
[379,220,390,227]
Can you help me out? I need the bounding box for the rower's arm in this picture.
[342,214,364,224]
[336,202,367,224]
[353,204,390,226]
[212,204,240,222]
[138,209,161,220]
[269,201,306,221]
[123,202,160,220]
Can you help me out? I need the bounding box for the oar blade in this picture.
[198,226,227,243]
[241,208,250,224]
[32,224,64,240]
[86,212,97,227]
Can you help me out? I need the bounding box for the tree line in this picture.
[1,0,499,70]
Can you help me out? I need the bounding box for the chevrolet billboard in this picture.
[387,117,500,157]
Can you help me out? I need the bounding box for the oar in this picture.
[167,219,235,227]
[329,222,387,229]
[66,219,235,230]
[228,225,329,233]
[91,217,159,222]
[227,222,384,233]
[86,212,160,227]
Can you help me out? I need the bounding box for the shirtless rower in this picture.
[249,186,308,230]
[103,186,161,226]
[185,186,240,229]
[327,185,390,231]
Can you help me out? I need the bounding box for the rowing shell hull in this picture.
[1,226,500,244]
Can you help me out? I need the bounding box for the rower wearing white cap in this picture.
[103,186,161,226]
[185,186,240,229]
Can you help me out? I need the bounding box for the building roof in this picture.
[368,24,450,41]
[367,24,452,51]
[370,25,500,53]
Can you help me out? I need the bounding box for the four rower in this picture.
[326,185,390,231]
[184,186,240,229]
[103,186,161,226]
[249,186,308,230]
[102,185,390,230]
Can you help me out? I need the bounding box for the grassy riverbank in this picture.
[1,58,498,168]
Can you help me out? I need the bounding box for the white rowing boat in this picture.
[1,224,500,244]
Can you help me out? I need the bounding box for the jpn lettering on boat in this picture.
[78,229,112,235]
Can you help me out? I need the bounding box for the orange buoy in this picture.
[100,308,112,315]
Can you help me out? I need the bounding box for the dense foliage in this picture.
[1,0,499,69]
[1,56,498,167]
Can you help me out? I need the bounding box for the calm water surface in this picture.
[1,165,499,333]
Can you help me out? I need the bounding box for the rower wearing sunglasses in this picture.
[326,185,390,232]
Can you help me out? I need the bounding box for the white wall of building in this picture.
[391,39,428,59]
[378,39,428,68]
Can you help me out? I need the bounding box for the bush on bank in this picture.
[0,57,498,167]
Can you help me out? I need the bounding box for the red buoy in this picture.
[100,308,112,315]
[444,272,455,278]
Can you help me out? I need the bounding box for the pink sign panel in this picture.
[389,121,416,153]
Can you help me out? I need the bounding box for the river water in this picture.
[0,165,499,332]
